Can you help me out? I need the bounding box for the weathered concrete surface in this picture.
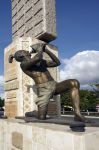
[11,0,57,42]
[0,119,99,150]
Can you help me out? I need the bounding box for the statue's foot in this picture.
[25,106,47,120]
[38,106,47,120]
[74,113,85,122]
[38,113,46,120]
[25,110,38,118]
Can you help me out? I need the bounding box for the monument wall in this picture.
[4,0,61,117]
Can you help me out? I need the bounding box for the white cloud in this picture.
[0,76,4,86]
[0,75,4,98]
[81,84,96,90]
[60,50,99,85]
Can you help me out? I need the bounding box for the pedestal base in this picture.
[0,119,99,150]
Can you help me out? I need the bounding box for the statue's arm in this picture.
[44,48,61,67]
[21,51,43,69]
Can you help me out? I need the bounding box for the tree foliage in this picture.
[60,89,99,111]
[60,91,71,108]
[0,97,4,107]
[80,90,99,110]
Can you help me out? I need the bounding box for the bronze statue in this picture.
[9,43,84,122]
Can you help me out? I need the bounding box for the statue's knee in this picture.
[73,79,80,88]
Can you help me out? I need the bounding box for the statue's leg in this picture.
[35,81,56,120]
[25,89,51,119]
[25,90,51,119]
[25,82,55,119]
[54,79,85,122]
[36,92,51,120]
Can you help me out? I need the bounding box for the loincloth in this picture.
[35,80,56,108]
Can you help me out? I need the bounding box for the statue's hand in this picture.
[31,47,43,53]
[43,44,48,52]
[30,47,36,54]
[30,43,47,53]
[36,44,47,53]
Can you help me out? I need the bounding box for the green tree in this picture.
[90,83,99,99]
[0,97,4,107]
[80,90,99,110]
[60,92,71,108]
[60,89,99,111]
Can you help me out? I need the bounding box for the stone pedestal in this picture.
[4,37,61,117]
[0,119,99,150]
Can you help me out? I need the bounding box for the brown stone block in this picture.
[5,100,17,118]
[5,66,17,76]
[5,64,17,73]
[5,90,17,99]
[12,132,23,149]
[5,73,17,82]
[4,80,19,91]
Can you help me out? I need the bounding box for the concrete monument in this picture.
[12,0,56,41]
[4,0,60,117]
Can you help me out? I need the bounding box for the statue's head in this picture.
[9,50,31,63]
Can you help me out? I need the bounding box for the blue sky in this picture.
[0,0,12,75]
[0,0,99,94]
[0,0,99,74]
[54,0,99,57]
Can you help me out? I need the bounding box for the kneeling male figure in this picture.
[9,43,84,122]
